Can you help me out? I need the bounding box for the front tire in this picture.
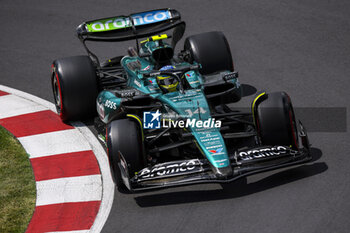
[106,119,145,191]
[253,92,299,149]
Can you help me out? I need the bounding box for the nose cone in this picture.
[212,165,233,178]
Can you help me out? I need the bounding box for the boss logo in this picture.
[105,100,117,110]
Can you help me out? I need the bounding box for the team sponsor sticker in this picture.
[237,146,291,161]
[86,10,170,32]
[136,159,203,181]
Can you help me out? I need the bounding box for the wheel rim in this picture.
[52,73,62,113]
[288,105,298,149]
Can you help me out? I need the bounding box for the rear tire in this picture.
[51,55,98,121]
[106,119,145,191]
[184,31,234,75]
[253,92,298,149]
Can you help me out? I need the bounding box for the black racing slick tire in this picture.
[253,92,299,149]
[51,55,98,121]
[184,31,234,75]
[106,118,145,191]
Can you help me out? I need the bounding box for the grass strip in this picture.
[0,126,36,233]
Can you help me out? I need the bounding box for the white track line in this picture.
[18,129,92,158]
[0,94,47,119]
[36,175,102,206]
[48,231,89,233]
[0,85,56,112]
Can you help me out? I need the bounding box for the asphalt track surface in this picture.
[1,1,349,233]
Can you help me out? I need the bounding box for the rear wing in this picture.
[76,8,186,65]
[77,8,184,42]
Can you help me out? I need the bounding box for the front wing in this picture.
[119,145,312,192]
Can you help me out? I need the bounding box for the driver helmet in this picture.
[157,65,179,93]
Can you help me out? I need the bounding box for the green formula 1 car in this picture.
[51,8,311,192]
